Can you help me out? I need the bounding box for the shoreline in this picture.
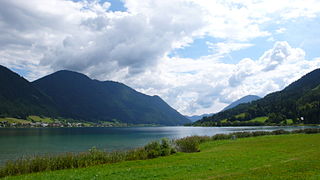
[1,128,320,178]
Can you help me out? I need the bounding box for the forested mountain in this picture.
[222,95,260,111]
[193,69,320,126]
[33,70,190,125]
[0,65,58,118]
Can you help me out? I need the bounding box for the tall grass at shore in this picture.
[1,128,320,178]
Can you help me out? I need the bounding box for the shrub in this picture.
[229,132,252,138]
[175,136,201,153]
[252,131,272,136]
[160,138,173,156]
[143,138,176,158]
[144,141,162,158]
[211,134,231,140]
[271,129,290,135]
[292,128,320,134]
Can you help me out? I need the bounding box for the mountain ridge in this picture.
[0,65,58,118]
[222,95,261,111]
[33,69,190,125]
[0,65,189,125]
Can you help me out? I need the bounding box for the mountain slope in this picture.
[222,95,260,111]
[185,113,214,122]
[194,68,320,125]
[0,65,58,118]
[186,95,260,122]
[33,70,190,125]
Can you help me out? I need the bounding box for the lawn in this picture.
[4,133,320,180]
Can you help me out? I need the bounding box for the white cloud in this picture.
[276,28,286,34]
[1,0,320,116]
[207,42,254,58]
[122,41,320,115]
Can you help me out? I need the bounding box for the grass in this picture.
[0,116,55,124]
[3,133,320,180]
[235,113,246,119]
[26,116,55,123]
[248,116,268,123]
[0,117,30,124]
[285,119,294,124]
[220,119,228,123]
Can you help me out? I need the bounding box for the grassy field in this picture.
[0,117,30,124]
[4,133,320,180]
[0,116,55,124]
[248,116,268,123]
[26,116,55,123]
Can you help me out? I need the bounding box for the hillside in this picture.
[194,68,320,126]
[222,95,260,111]
[0,65,58,118]
[33,70,189,125]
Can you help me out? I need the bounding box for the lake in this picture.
[0,126,317,165]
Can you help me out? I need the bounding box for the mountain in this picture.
[222,95,261,111]
[185,113,214,122]
[186,95,260,122]
[194,68,320,125]
[0,65,58,118]
[33,70,190,125]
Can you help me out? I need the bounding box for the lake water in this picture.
[0,126,317,165]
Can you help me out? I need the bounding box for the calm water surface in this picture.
[0,126,317,165]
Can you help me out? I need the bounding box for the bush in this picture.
[229,132,252,138]
[271,129,290,135]
[144,141,161,158]
[174,136,209,153]
[252,131,272,136]
[160,138,174,156]
[291,128,320,134]
[143,138,176,158]
[211,134,231,140]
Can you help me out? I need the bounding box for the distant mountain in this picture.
[185,113,214,122]
[194,68,320,125]
[222,95,260,111]
[0,65,58,118]
[185,95,260,122]
[33,70,190,125]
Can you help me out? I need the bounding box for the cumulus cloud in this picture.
[124,41,320,115]
[1,0,320,115]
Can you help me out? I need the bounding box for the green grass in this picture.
[285,119,294,124]
[27,116,55,123]
[0,117,30,124]
[220,119,227,123]
[0,116,55,124]
[4,133,320,180]
[235,113,246,118]
[248,116,268,123]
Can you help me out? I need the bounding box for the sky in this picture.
[1,0,320,116]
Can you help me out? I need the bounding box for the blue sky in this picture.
[1,0,320,115]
